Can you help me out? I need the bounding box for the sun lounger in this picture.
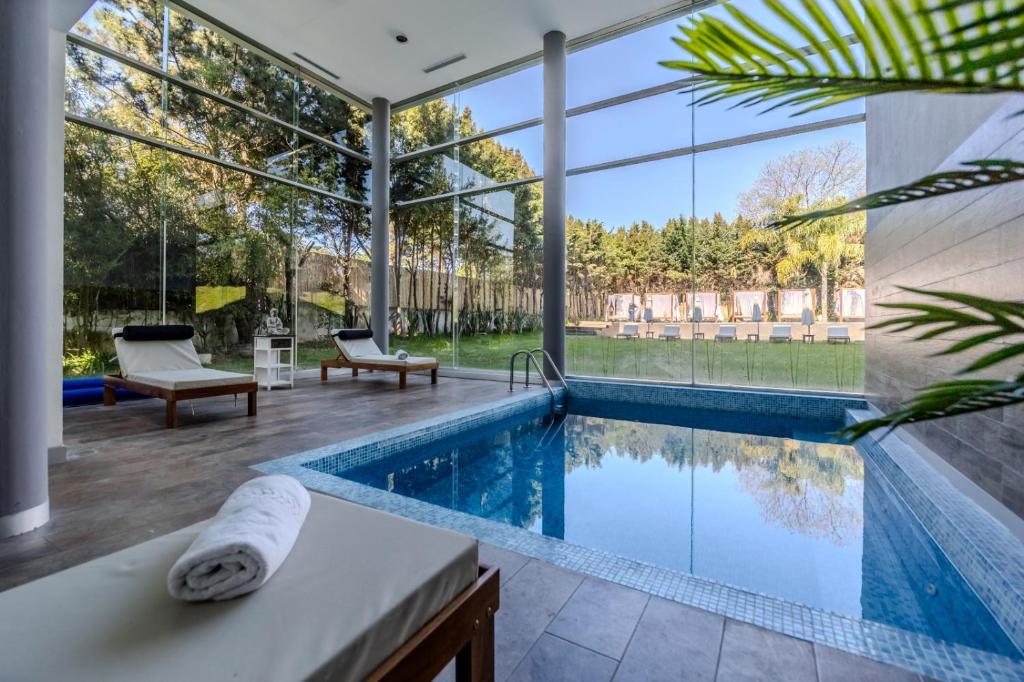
[769,325,792,342]
[827,326,852,344]
[616,323,640,339]
[0,491,499,682]
[321,329,438,389]
[659,324,681,340]
[715,325,737,342]
[103,325,256,428]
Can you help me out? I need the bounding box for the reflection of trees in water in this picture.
[562,416,864,546]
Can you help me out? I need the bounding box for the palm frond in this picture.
[660,0,1024,116]
[838,287,1024,441]
[839,375,1024,440]
[767,160,1024,228]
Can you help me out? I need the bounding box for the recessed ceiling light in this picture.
[395,33,409,44]
[423,53,467,74]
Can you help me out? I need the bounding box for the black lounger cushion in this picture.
[117,325,195,342]
[334,329,373,341]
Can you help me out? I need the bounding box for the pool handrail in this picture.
[509,350,565,414]
[528,348,569,393]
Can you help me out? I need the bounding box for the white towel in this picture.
[167,475,311,602]
[395,348,409,360]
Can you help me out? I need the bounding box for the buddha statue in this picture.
[263,308,289,336]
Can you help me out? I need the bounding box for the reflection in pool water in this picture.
[336,400,1017,657]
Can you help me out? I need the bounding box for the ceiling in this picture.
[180,0,695,107]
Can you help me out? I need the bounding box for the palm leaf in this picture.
[838,375,1024,440]
[838,287,1024,441]
[767,160,1024,228]
[660,0,1024,116]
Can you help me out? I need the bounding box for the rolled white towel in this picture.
[395,348,409,360]
[167,475,311,602]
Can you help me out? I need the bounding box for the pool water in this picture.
[333,398,1018,657]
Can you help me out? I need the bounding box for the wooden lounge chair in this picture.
[827,326,852,344]
[103,325,256,428]
[0,491,499,682]
[321,329,438,389]
[616,323,640,339]
[659,324,681,340]
[715,325,738,342]
[769,325,792,342]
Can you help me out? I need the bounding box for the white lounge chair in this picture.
[769,325,792,342]
[0,491,499,682]
[322,329,438,389]
[103,325,256,428]
[715,325,737,342]
[659,324,681,340]
[827,326,852,344]
[616,323,640,339]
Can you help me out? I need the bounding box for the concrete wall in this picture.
[865,92,1024,519]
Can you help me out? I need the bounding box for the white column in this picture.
[370,97,391,353]
[0,0,69,536]
[542,31,567,377]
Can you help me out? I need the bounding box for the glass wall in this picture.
[63,0,370,376]
[561,4,866,393]
[390,79,543,371]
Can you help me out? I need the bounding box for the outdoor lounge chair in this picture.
[616,323,640,339]
[659,324,681,340]
[322,329,438,389]
[103,325,256,428]
[715,325,737,342]
[769,325,793,342]
[0,491,499,682]
[827,326,852,344]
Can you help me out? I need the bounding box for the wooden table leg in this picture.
[399,370,407,389]
[352,367,359,377]
[431,368,438,384]
[165,400,178,429]
[247,390,257,417]
[320,363,328,382]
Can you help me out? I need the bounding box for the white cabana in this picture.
[686,292,720,321]
[647,293,681,321]
[732,291,768,321]
[839,288,866,319]
[779,289,816,321]
[606,294,642,321]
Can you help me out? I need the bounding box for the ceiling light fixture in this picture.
[423,53,467,74]
[395,33,409,44]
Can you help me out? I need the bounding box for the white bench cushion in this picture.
[827,326,851,339]
[127,368,254,391]
[0,492,478,682]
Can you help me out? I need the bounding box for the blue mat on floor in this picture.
[63,376,149,407]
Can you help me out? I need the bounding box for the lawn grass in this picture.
[207,331,864,393]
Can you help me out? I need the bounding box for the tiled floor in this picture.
[2,374,926,680]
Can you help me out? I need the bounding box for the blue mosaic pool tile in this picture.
[256,384,1024,682]
[567,378,866,421]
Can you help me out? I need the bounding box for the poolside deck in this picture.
[0,375,924,681]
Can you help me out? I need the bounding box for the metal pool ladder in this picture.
[509,349,568,414]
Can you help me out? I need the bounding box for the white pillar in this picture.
[370,97,391,352]
[542,31,567,377]
[0,0,69,536]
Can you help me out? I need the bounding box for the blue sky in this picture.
[447,3,865,228]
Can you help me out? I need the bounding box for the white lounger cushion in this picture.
[770,325,791,338]
[0,492,478,682]
[716,325,737,338]
[114,331,203,374]
[330,331,436,366]
[827,326,851,339]
[128,368,254,391]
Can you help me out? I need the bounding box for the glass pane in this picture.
[295,193,372,369]
[71,0,164,66]
[297,77,371,156]
[390,200,458,367]
[65,44,163,139]
[693,123,866,391]
[455,185,544,371]
[167,7,295,123]
[456,127,543,188]
[64,123,164,377]
[391,95,457,156]
[163,163,293,374]
[456,64,543,134]
[567,92,691,169]
[565,156,694,382]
